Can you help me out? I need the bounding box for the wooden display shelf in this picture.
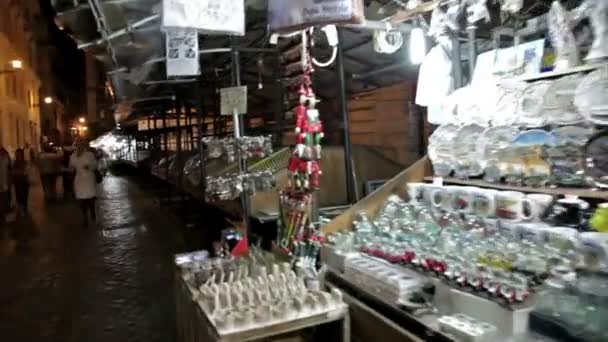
[423,177,608,200]
[498,62,607,84]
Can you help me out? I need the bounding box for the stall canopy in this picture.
[51,0,424,115]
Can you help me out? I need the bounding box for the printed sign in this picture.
[220,86,248,115]
[165,28,200,77]
[162,0,245,36]
[268,0,364,32]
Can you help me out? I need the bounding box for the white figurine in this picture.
[547,0,580,70]
[547,1,580,70]
[572,0,608,62]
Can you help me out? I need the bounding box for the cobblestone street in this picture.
[0,172,187,342]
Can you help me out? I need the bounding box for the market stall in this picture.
[54,0,608,341]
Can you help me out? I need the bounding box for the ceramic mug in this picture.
[526,194,555,221]
[551,197,590,227]
[544,227,579,251]
[406,182,427,203]
[495,191,534,222]
[515,222,551,242]
[422,185,443,207]
[432,186,460,211]
[451,186,479,213]
[472,189,499,218]
[578,232,608,270]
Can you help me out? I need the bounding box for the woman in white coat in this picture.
[69,141,98,227]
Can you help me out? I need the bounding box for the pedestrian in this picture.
[38,145,61,200]
[11,148,35,216]
[70,141,98,227]
[0,147,11,234]
[61,146,75,199]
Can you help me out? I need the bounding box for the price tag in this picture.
[432,177,444,186]
[220,86,247,115]
[162,0,245,35]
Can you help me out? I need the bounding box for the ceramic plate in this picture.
[479,126,520,161]
[455,86,491,126]
[550,126,595,146]
[575,68,608,125]
[429,124,459,176]
[584,130,608,188]
[452,124,486,177]
[492,82,527,126]
[516,81,553,127]
[544,74,584,125]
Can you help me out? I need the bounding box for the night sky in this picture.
[38,0,86,114]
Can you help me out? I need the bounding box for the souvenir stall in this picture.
[320,0,608,341]
[52,0,608,340]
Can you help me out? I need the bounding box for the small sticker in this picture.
[433,177,444,186]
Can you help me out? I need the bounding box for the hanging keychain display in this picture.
[276,30,326,266]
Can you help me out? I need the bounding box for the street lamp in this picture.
[0,59,23,75]
[78,117,86,124]
[10,60,23,69]
[44,96,53,104]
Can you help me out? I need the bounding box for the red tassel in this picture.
[231,234,249,257]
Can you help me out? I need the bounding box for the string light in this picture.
[409,26,426,65]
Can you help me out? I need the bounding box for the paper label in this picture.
[220,86,248,115]
[165,28,200,77]
[162,0,245,35]
[268,0,355,31]
[432,177,444,186]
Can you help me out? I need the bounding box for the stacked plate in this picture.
[584,130,608,188]
[575,68,608,125]
[515,81,554,127]
[544,74,585,125]
[546,126,594,186]
[429,124,459,177]
[478,126,521,182]
[491,82,527,126]
[452,124,486,178]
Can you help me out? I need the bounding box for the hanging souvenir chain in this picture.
[205,171,275,201]
[285,32,324,192]
[203,136,273,163]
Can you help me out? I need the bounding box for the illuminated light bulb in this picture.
[409,27,426,65]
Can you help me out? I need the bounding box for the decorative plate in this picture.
[478,126,520,162]
[584,130,608,188]
[429,124,459,176]
[515,81,554,128]
[452,124,486,177]
[575,68,608,125]
[492,82,527,126]
[548,126,594,186]
[544,74,585,125]
[455,86,491,126]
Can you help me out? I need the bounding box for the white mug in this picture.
[451,186,479,214]
[495,191,534,222]
[406,182,427,203]
[515,223,551,242]
[526,194,554,221]
[431,186,460,211]
[578,232,608,269]
[422,184,442,207]
[472,189,498,218]
[544,227,579,250]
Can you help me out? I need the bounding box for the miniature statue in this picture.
[572,0,608,62]
[547,1,580,70]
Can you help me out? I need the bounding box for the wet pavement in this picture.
[0,171,190,342]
